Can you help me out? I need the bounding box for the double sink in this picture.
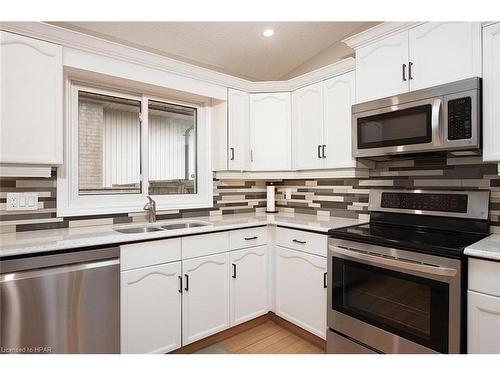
[113,220,210,234]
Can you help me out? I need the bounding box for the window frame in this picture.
[57,80,212,217]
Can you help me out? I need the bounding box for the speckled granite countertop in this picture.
[465,234,500,261]
[0,212,367,258]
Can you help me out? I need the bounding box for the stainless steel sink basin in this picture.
[161,222,210,230]
[114,226,164,234]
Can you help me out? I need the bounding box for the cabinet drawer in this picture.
[182,232,229,259]
[120,238,181,271]
[229,226,268,250]
[469,258,500,297]
[276,227,327,257]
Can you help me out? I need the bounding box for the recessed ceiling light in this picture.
[263,28,274,37]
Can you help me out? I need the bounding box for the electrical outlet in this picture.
[6,193,38,211]
[285,188,292,200]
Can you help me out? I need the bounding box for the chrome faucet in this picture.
[143,196,157,223]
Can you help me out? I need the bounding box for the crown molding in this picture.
[482,21,499,28]
[342,21,424,50]
[1,22,355,95]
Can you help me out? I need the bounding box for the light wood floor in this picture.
[194,321,325,354]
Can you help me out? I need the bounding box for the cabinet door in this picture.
[182,252,230,345]
[292,83,323,170]
[409,22,481,91]
[355,31,409,103]
[323,71,357,169]
[228,88,250,170]
[230,245,269,326]
[121,262,182,354]
[468,290,500,353]
[482,22,500,162]
[275,246,327,339]
[0,31,63,164]
[250,92,291,171]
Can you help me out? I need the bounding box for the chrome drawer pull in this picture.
[293,239,306,244]
[245,236,258,240]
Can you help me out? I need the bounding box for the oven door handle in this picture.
[431,98,442,147]
[332,246,457,278]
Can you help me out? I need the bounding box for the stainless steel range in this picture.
[327,189,490,354]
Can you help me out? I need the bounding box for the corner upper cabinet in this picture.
[323,71,356,169]
[408,22,481,91]
[0,31,63,165]
[355,31,409,103]
[292,82,324,170]
[482,22,500,163]
[250,92,291,171]
[228,88,250,170]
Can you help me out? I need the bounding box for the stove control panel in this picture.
[381,192,468,213]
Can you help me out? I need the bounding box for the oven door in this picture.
[327,239,461,354]
[352,97,442,158]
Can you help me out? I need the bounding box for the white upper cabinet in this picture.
[355,31,409,103]
[182,252,230,345]
[352,22,482,104]
[292,82,324,170]
[482,22,500,162]
[322,71,356,169]
[291,71,356,170]
[0,31,63,165]
[250,92,291,171]
[229,245,269,326]
[228,88,250,170]
[408,22,481,91]
[120,262,182,354]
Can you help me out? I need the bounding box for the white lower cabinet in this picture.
[468,257,500,353]
[230,245,269,326]
[468,290,500,354]
[274,245,327,339]
[182,252,230,345]
[121,262,182,354]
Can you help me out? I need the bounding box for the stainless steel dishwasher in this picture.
[0,247,120,354]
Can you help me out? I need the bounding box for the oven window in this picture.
[333,258,449,353]
[357,104,432,149]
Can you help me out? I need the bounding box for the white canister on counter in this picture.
[266,182,278,213]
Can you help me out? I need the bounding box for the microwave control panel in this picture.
[447,97,472,140]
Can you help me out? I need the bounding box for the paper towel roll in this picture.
[266,184,278,213]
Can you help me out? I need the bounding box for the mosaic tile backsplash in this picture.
[1,154,500,234]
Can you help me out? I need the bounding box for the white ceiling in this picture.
[49,22,378,81]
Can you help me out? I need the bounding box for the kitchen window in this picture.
[57,82,211,216]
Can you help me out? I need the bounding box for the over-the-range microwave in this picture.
[352,77,481,158]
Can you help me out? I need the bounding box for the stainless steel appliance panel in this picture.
[352,77,481,158]
[327,238,461,354]
[1,248,120,354]
[327,329,378,354]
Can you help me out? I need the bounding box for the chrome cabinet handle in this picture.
[323,272,327,288]
[322,145,326,159]
[250,150,254,163]
[245,236,258,240]
[402,63,407,81]
[232,263,237,279]
[317,145,322,159]
[184,274,189,291]
[230,147,235,161]
[293,239,306,244]
[178,275,183,294]
[409,62,414,80]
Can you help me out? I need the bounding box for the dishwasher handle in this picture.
[0,258,119,282]
[1,246,119,274]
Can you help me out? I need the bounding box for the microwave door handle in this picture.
[332,246,457,278]
[432,98,442,146]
